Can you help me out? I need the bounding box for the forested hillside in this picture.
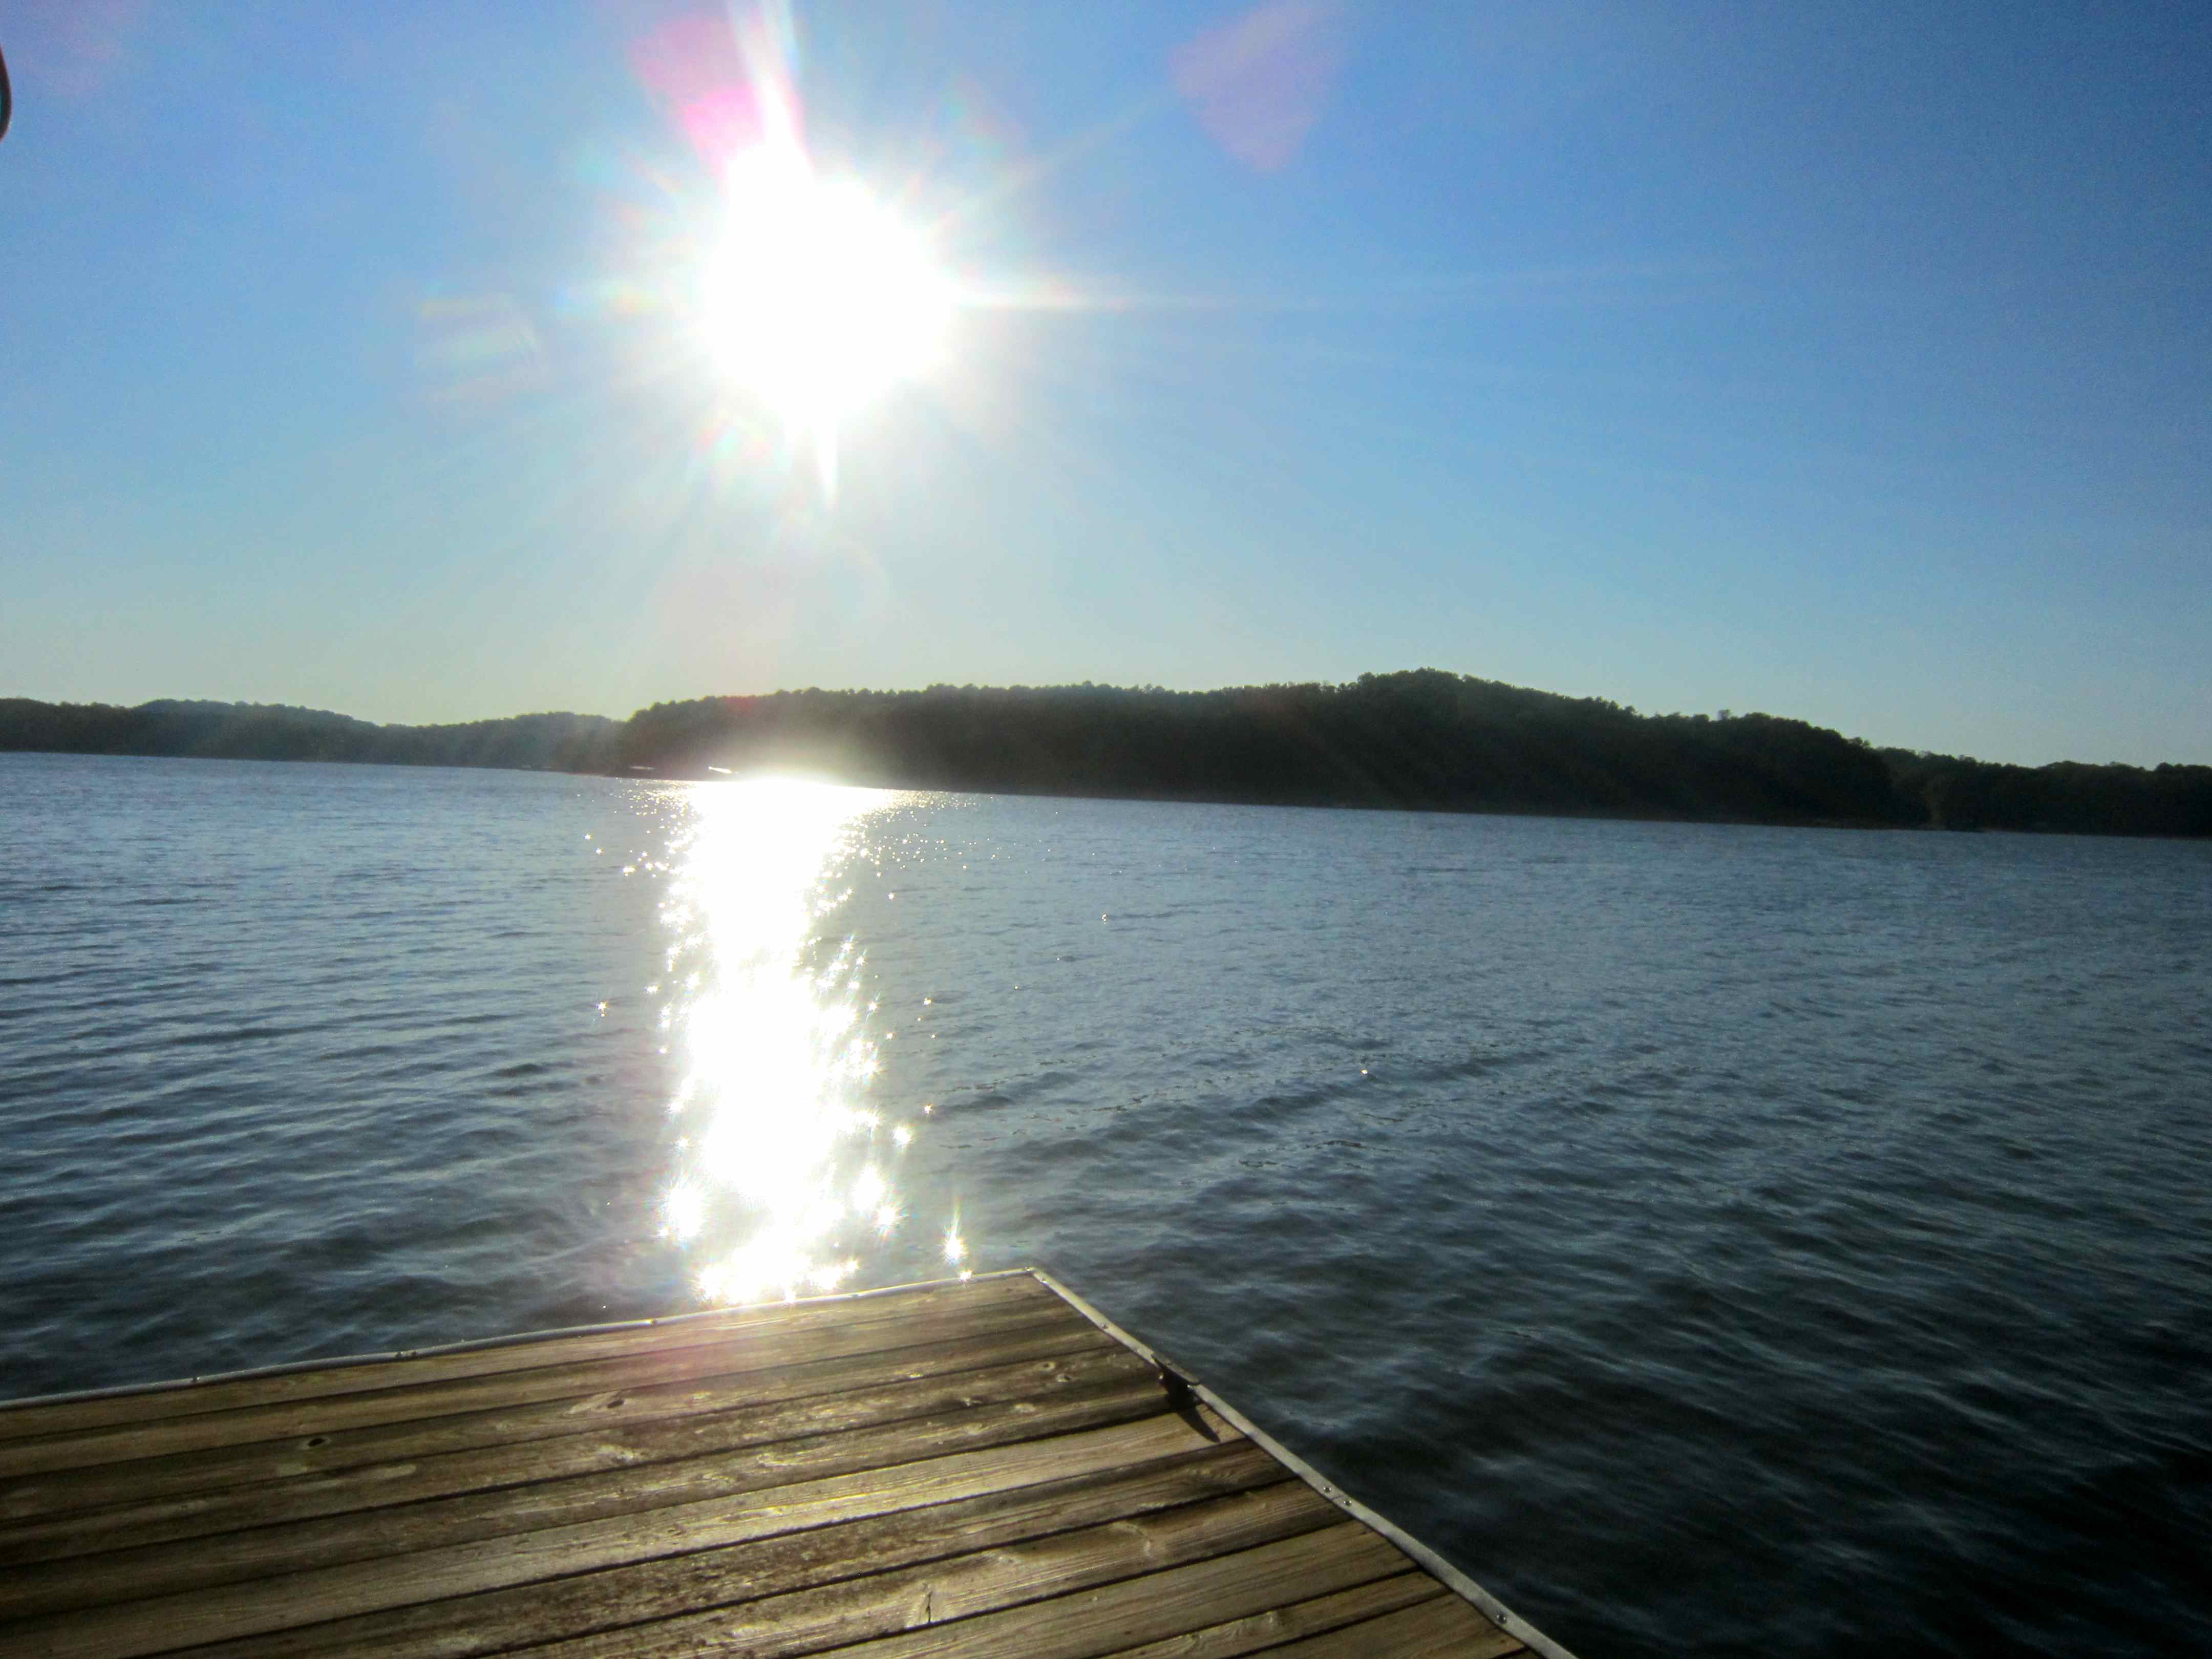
[5,673,2207,836]
[0,698,622,773]
[619,673,1915,826]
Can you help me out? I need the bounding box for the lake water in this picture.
[3,751,2207,1656]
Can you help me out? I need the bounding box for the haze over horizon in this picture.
[4,3,2207,767]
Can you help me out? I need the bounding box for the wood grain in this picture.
[0,1329,1124,1564]
[170,1445,1301,1659]
[0,1275,1054,1445]
[801,1524,1419,1659]
[0,1409,1249,1659]
[1093,1574,1448,1659]
[506,1481,1345,1659]
[1258,1593,1525,1658]
[0,1358,1168,1620]
[0,1273,1565,1659]
[0,1283,1066,1482]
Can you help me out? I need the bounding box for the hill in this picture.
[3,674,2206,836]
[0,698,622,773]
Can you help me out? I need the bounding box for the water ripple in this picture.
[1,757,2207,1656]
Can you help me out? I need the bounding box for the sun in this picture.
[699,151,952,446]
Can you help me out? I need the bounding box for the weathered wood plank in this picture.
[0,1285,1075,1481]
[1258,1593,1524,1658]
[168,1444,1304,1659]
[0,1327,1123,1561]
[0,1358,1173,1621]
[0,1409,1250,1659]
[0,1274,1054,1444]
[1093,1575,1446,1659]
[797,1523,1417,1659]
[0,1272,1571,1659]
[504,1483,1349,1659]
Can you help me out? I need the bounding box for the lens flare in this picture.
[700,151,953,434]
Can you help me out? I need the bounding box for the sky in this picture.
[2,1,2206,765]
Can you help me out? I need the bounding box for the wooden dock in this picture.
[0,1269,1575,1658]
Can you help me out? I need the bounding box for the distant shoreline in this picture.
[0,746,1955,834]
[6,672,2207,838]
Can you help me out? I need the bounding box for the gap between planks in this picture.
[0,1270,1561,1659]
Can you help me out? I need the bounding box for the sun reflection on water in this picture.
[654,778,928,1304]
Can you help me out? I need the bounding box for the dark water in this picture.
[3,752,2208,1656]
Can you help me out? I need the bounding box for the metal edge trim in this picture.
[0,1269,1036,1414]
[1026,1266,1584,1659]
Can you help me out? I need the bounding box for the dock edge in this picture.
[1029,1266,1584,1659]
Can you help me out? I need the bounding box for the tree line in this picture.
[0,698,621,773]
[4,673,2206,836]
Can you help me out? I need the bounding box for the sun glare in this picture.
[700,152,952,441]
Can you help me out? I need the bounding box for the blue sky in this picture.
[3,1,2205,763]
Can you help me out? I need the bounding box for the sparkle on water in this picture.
[653,778,940,1305]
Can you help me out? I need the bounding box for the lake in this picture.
[2,751,2206,1656]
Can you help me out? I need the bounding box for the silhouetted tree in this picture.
[6,679,2204,836]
